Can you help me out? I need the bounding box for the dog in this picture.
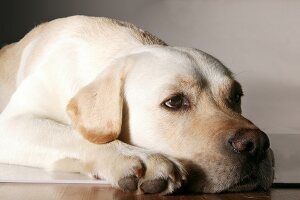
[0,16,274,194]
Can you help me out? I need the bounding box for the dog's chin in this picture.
[181,148,274,194]
[212,163,274,193]
[227,175,260,192]
[182,156,274,193]
[227,150,275,193]
[204,165,274,193]
[227,172,274,193]
[187,172,273,194]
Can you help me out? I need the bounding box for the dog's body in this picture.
[0,16,274,194]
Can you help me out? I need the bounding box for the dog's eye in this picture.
[234,94,241,104]
[230,82,243,106]
[232,93,242,105]
[163,94,190,110]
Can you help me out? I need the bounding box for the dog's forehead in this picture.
[174,47,234,85]
[129,46,234,89]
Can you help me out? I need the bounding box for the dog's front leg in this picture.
[0,115,87,168]
[54,139,187,195]
[0,115,186,194]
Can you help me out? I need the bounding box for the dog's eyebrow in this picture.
[175,76,203,90]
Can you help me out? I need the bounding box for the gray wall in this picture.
[1,0,299,135]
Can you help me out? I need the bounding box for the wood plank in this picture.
[0,183,300,200]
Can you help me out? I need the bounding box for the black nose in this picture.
[228,128,270,157]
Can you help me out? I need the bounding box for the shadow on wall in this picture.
[0,0,159,47]
[243,78,300,134]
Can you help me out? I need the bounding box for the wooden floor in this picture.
[0,184,300,200]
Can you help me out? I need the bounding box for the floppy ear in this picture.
[67,59,131,144]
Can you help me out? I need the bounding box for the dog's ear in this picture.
[67,58,132,144]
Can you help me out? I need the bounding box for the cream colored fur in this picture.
[0,16,273,194]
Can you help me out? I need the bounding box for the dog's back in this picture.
[0,22,45,112]
[0,16,166,113]
[0,43,20,111]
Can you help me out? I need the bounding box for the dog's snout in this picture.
[228,129,270,156]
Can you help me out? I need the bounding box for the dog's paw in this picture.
[89,152,186,194]
[137,153,186,194]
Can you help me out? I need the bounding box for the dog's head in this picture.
[67,46,274,193]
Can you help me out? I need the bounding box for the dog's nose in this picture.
[228,128,270,156]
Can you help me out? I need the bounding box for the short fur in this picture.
[0,16,274,194]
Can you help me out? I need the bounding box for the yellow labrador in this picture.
[0,16,274,194]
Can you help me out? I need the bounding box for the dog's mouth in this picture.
[227,150,275,193]
[227,173,259,192]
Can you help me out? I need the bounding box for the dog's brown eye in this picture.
[234,94,241,104]
[230,82,243,106]
[232,93,242,105]
[163,94,190,110]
